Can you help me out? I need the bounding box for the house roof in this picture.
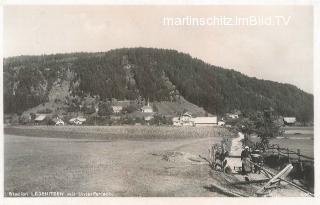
[193,117,217,124]
[35,114,46,121]
[55,119,64,124]
[112,106,123,109]
[70,117,86,122]
[77,117,86,122]
[182,112,192,117]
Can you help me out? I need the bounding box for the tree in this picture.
[98,102,113,116]
[234,108,282,148]
[152,104,158,112]
[122,104,137,114]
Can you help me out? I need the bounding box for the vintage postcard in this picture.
[1,0,319,204]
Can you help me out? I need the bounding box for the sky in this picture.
[3,5,313,93]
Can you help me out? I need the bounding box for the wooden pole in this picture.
[256,164,293,195]
[247,160,314,197]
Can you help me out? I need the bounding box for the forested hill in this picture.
[4,47,313,122]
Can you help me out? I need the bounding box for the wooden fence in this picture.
[266,144,314,163]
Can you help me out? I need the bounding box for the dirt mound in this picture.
[157,151,206,164]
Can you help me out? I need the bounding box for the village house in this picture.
[283,117,296,126]
[141,102,153,113]
[56,119,65,126]
[52,117,65,126]
[172,112,193,126]
[180,112,193,126]
[144,115,154,122]
[218,120,226,126]
[112,106,123,114]
[69,116,87,125]
[51,116,65,126]
[172,112,218,127]
[34,114,47,124]
[172,117,182,126]
[193,117,218,127]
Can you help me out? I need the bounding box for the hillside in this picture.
[3,47,313,122]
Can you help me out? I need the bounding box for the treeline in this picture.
[3,48,313,122]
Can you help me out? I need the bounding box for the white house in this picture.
[218,121,225,126]
[141,103,153,113]
[193,117,217,127]
[55,119,65,126]
[172,117,182,126]
[283,117,296,125]
[144,115,154,122]
[112,106,123,114]
[35,114,47,122]
[69,117,87,125]
[180,112,193,126]
[181,112,192,121]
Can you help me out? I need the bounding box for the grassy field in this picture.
[4,125,233,197]
[271,127,314,158]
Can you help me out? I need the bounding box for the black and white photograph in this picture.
[1,0,319,202]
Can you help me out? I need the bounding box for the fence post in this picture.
[277,146,281,170]
[287,148,290,163]
[297,149,304,179]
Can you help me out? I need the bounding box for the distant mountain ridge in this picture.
[3,47,313,122]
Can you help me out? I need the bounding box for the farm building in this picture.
[35,114,47,123]
[193,117,217,127]
[283,117,296,125]
[69,117,87,125]
[112,106,123,113]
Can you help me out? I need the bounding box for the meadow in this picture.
[4,125,232,197]
[271,126,314,158]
